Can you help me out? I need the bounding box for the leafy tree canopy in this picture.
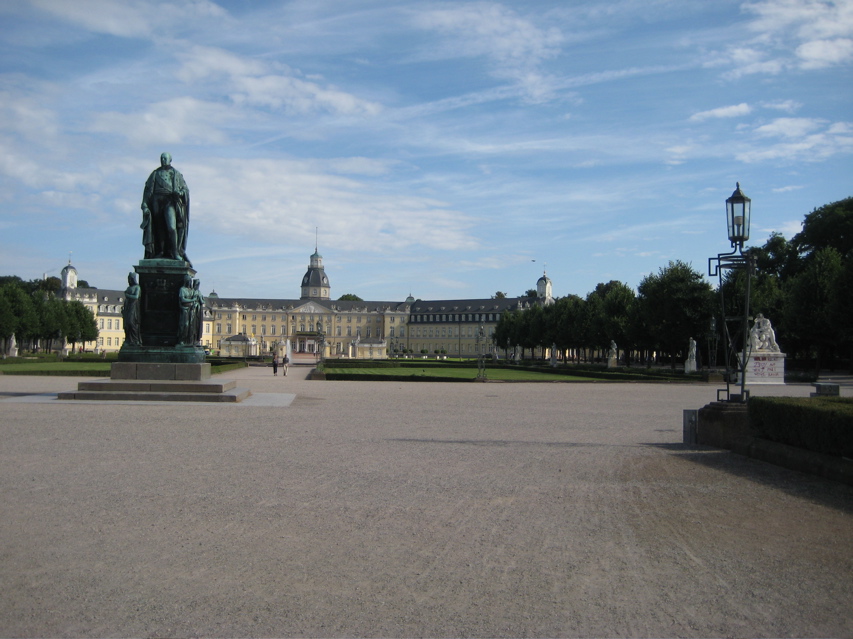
[337,293,363,301]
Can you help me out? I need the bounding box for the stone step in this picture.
[57,388,252,403]
[77,379,237,393]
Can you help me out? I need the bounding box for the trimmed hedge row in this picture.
[749,396,853,458]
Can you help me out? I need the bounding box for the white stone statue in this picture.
[749,314,780,352]
[684,337,697,373]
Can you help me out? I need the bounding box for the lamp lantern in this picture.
[726,182,751,247]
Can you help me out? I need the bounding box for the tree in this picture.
[64,301,97,352]
[1,283,39,351]
[493,291,507,299]
[337,293,363,301]
[792,196,853,262]
[783,247,844,371]
[524,289,537,298]
[636,261,714,367]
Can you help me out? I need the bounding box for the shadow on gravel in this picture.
[644,442,853,514]
[388,438,637,448]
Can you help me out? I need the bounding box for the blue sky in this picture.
[1,0,851,302]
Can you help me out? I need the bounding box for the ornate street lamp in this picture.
[709,183,755,403]
[726,182,751,248]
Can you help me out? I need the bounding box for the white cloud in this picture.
[414,2,564,102]
[753,117,825,138]
[185,158,477,254]
[230,74,382,115]
[178,44,382,116]
[89,97,234,145]
[690,103,752,121]
[796,37,853,68]
[737,117,853,162]
[30,0,227,38]
[760,99,801,112]
[726,0,853,75]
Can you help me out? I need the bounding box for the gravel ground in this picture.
[1,368,852,637]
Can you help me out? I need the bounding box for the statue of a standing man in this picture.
[141,152,191,265]
[122,272,142,346]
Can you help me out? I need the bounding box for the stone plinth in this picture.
[745,351,786,385]
[58,362,251,402]
[118,259,204,364]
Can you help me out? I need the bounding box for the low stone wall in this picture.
[696,401,853,486]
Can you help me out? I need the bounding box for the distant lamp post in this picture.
[709,182,755,403]
[726,182,751,247]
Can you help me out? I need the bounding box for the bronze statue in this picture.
[192,279,205,345]
[141,152,191,264]
[177,275,195,345]
[122,272,141,346]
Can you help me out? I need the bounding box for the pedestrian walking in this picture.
[272,355,279,376]
[283,354,289,376]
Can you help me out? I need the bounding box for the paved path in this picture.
[1,370,851,637]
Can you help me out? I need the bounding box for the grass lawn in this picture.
[323,366,600,382]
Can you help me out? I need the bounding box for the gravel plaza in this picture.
[1,367,852,637]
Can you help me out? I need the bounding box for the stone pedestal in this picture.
[118,259,204,363]
[58,362,251,402]
[745,351,786,384]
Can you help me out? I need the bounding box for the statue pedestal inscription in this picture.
[745,351,786,384]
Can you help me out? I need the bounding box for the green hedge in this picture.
[749,396,853,458]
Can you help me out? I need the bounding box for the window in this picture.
[252,315,257,321]
[99,319,104,329]
[399,328,405,337]
[251,325,257,335]
[107,337,112,346]
[227,313,232,320]
[390,327,395,338]
[226,323,232,334]
[216,323,222,333]
[270,325,276,336]
[390,317,395,323]
[347,326,352,337]
[242,315,247,321]
[107,319,112,330]
[262,315,266,321]
[261,325,267,335]
[116,320,121,331]
[336,326,341,336]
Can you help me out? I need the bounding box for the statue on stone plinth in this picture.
[141,152,191,265]
[122,272,141,346]
[749,314,780,352]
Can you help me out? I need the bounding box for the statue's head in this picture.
[160,152,172,167]
[193,280,200,290]
[127,272,136,285]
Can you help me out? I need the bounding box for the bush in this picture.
[749,396,853,458]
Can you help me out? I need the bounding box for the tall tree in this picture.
[783,247,844,371]
[637,261,714,367]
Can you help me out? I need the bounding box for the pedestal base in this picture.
[745,351,786,384]
[118,344,205,364]
[58,362,251,402]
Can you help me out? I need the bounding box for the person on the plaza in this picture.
[272,354,279,376]
[283,354,289,376]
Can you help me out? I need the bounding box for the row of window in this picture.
[411,313,499,323]
[412,326,495,338]
[216,312,401,324]
[213,324,407,339]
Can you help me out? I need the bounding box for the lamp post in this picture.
[709,182,754,402]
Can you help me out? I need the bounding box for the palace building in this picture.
[57,249,554,359]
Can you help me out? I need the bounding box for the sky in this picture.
[0,0,851,302]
